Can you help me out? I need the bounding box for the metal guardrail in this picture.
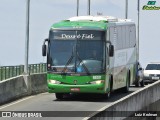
[0,63,47,81]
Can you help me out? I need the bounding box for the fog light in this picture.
[90,80,104,84]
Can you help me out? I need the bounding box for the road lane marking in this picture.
[0,96,35,110]
[0,92,49,110]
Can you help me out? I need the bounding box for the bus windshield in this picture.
[48,30,106,74]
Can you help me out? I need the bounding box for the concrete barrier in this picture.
[0,73,47,105]
[24,73,48,94]
[85,80,160,120]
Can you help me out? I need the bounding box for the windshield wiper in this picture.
[61,47,74,75]
[76,52,91,75]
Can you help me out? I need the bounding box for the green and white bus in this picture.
[42,16,137,99]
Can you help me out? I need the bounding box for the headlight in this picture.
[143,73,149,77]
[48,80,61,84]
[90,80,104,84]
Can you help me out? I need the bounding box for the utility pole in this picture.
[125,0,128,19]
[24,0,30,75]
[137,0,140,61]
[87,0,90,15]
[77,0,79,16]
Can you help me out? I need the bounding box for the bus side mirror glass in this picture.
[109,45,114,57]
[42,44,47,56]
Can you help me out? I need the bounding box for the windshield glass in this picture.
[145,64,160,70]
[48,30,105,74]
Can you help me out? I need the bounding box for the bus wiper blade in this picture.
[61,55,74,75]
[61,47,74,75]
[76,52,91,75]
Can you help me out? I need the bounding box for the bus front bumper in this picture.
[48,83,106,94]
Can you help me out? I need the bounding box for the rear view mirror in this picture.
[42,38,49,56]
[42,44,47,56]
[109,45,114,57]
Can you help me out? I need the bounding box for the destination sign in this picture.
[61,34,94,39]
[51,31,104,40]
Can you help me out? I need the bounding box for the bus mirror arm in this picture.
[43,38,49,45]
[106,41,114,57]
[42,39,49,56]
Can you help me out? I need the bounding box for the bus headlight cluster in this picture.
[48,80,61,84]
[90,80,104,84]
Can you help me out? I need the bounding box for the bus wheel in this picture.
[122,73,130,93]
[140,80,144,87]
[104,78,112,99]
[103,90,111,99]
[55,93,64,99]
[122,80,129,93]
[135,79,140,87]
[106,90,111,99]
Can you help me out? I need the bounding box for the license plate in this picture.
[152,77,159,80]
[70,88,80,92]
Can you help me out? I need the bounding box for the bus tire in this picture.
[103,88,111,99]
[106,91,111,99]
[110,75,113,92]
[135,78,140,87]
[104,75,112,99]
[55,93,64,99]
[122,71,130,93]
[140,80,144,87]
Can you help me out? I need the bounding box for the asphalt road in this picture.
[0,86,143,120]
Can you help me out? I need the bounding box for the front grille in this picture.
[149,74,160,77]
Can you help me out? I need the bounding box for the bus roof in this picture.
[51,16,134,30]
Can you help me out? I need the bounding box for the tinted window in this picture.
[145,64,160,70]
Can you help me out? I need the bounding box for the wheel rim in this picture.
[107,91,110,98]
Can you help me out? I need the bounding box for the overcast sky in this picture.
[0,0,160,67]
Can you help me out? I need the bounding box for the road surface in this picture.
[0,86,143,120]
